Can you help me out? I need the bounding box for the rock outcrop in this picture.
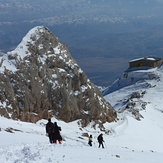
[0,26,116,126]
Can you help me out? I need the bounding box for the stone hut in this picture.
[129,56,163,69]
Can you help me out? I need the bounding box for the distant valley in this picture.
[1,0,163,86]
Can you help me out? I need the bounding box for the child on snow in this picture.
[88,135,93,146]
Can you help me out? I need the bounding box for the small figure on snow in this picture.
[46,118,54,144]
[53,122,62,144]
[88,135,93,146]
[97,133,104,148]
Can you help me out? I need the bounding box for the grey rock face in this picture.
[0,26,116,126]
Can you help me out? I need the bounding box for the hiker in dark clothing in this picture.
[97,133,104,148]
[46,119,54,144]
[53,122,62,144]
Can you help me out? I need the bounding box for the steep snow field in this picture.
[1,66,163,163]
[0,113,163,163]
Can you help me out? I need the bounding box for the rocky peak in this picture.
[0,26,116,127]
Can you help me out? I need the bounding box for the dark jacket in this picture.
[46,121,54,134]
[97,134,104,143]
[53,122,62,140]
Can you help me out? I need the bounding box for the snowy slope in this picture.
[103,66,163,157]
[1,66,163,162]
[0,114,163,163]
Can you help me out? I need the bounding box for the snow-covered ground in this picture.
[1,66,163,163]
[1,112,163,163]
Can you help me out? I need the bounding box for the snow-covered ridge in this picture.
[0,26,71,73]
[0,26,45,73]
[103,65,163,115]
[103,67,161,96]
[7,26,44,60]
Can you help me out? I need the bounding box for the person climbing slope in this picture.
[97,133,104,148]
[88,134,93,146]
[46,119,54,144]
[53,122,62,144]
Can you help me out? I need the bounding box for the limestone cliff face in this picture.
[0,26,116,126]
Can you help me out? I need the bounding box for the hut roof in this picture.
[129,56,161,63]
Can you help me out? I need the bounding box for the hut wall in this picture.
[129,59,163,68]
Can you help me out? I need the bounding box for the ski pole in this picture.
[104,141,107,149]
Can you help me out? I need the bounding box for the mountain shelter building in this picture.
[129,56,163,69]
